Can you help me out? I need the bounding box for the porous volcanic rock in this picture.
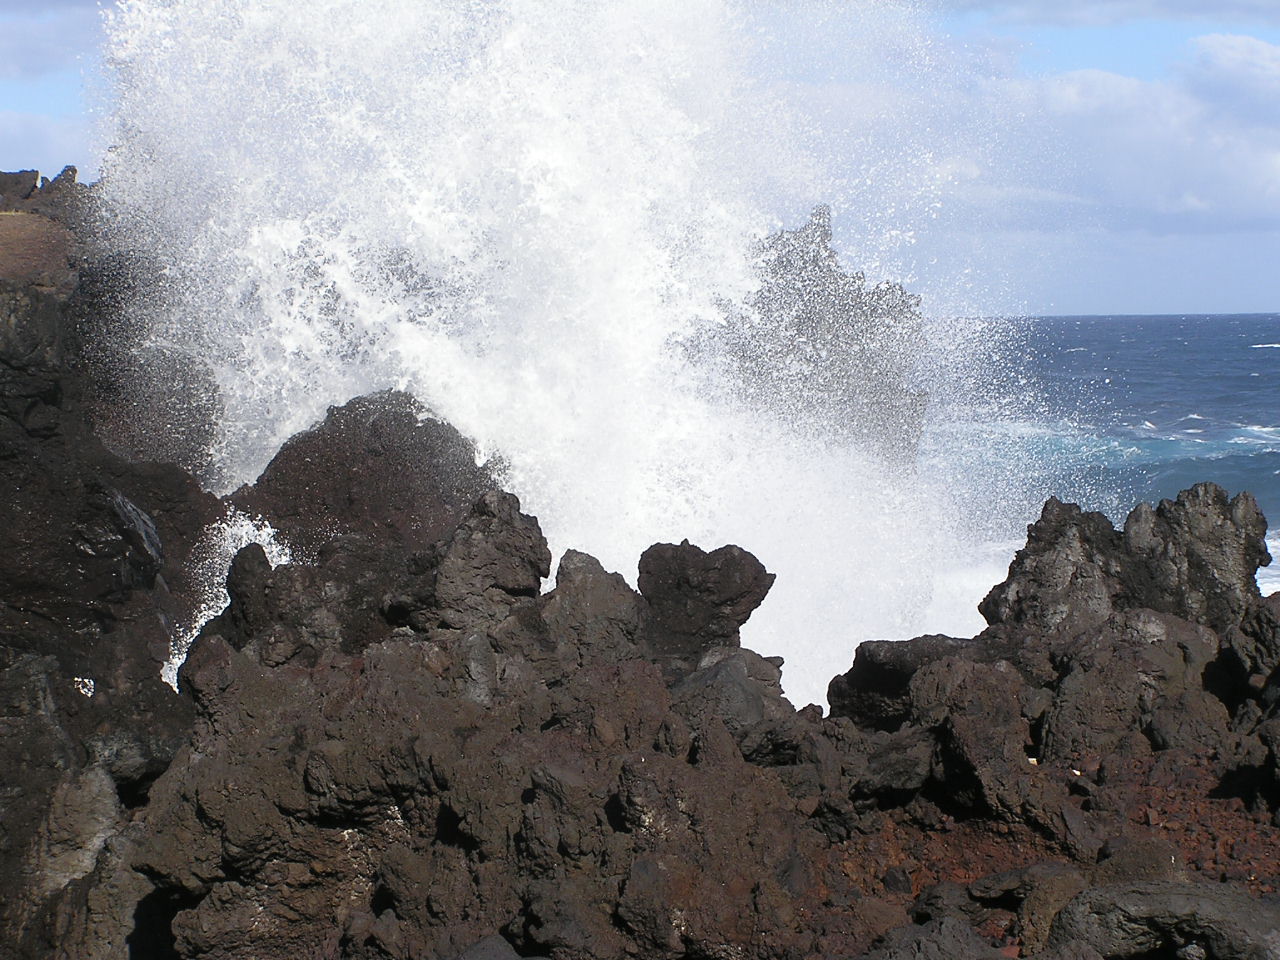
[828,486,1280,956]
[32,468,1278,960]
[57,496,846,960]
[0,166,86,223]
[637,539,775,674]
[5,168,1280,960]
[230,390,498,556]
[0,183,219,956]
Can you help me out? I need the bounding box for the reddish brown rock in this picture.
[5,169,1280,960]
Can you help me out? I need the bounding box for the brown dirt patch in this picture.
[0,212,77,290]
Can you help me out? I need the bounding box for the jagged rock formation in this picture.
[1,170,220,954]
[4,172,1280,960]
[0,168,86,224]
[826,489,1280,957]
[229,389,499,557]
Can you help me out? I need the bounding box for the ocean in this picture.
[899,312,1279,695]
[997,313,1280,596]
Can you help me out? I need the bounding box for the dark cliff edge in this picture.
[3,172,1280,960]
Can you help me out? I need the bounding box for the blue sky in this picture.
[1,0,1278,315]
[915,1,1280,313]
[0,1,103,174]
[947,14,1280,78]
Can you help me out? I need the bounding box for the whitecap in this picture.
[1228,426,1280,448]
[1249,343,1280,349]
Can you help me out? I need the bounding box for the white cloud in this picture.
[822,28,1280,237]
[0,7,102,79]
[932,0,1280,27]
[1181,33,1280,123]
[767,8,1280,312]
[1009,35,1280,233]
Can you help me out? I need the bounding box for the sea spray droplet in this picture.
[100,0,1038,707]
[162,508,293,690]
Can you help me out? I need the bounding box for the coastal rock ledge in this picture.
[4,174,1280,960]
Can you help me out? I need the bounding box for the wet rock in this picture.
[451,934,547,960]
[0,214,78,295]
[0,194,214,955]
[536,549,644,662]
[828,634,971,731]
[1123,484,1271,635]
[981,484,1270,637]
[121,547,829,958]
[429,490,553,636]
[0,170,39,203]
[1039,610,1231,767]
[232,389,497,554]
[671,646,795,745]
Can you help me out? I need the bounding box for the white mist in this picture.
[99,0,1041,707]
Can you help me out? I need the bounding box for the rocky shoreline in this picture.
[3,171,1280,959]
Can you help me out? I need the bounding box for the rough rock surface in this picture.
[4,170,1280,960]
[230,390,497,556]
[637,540,775,674]
[1,172,219,955]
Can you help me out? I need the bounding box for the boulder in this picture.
[638,539,775,671]
[231,390,497,554]
[1048,881,1280,959]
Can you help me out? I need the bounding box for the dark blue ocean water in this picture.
[919,314,1279,598]
[1026,314,1280,520]
[1016,314,1280,593]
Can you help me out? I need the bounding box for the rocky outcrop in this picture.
[4,170,1280,959]
[0,175,219,956]
[826,489,1280,956]
[230,391,497,556]
[0,167,87,224]
[637,540,774,674]
[24,454,1278,959]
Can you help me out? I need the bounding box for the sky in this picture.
[919,0,1280,314]
[0,0,1277,316]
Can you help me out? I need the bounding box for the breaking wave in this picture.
[99,0,1044,705]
